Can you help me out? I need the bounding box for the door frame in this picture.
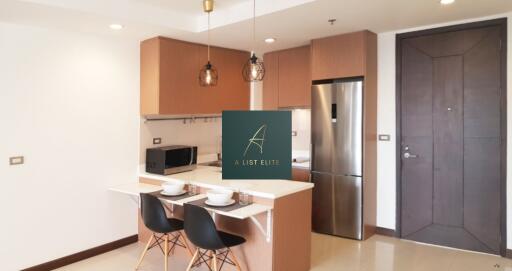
[395,18,508,256]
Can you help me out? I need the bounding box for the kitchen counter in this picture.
[292,161,310,169]
[109,165,314,271]
[138,165,314,199]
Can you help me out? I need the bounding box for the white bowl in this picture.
[207,189,234,204]
[162,181,185,194]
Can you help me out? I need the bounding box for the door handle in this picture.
[403,152,418,159]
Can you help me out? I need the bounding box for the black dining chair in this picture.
[184,203,245,271]
[135,193,193,271]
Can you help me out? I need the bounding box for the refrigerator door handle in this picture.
[310,143,314,171]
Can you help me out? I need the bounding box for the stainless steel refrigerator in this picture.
[311,78,363,240]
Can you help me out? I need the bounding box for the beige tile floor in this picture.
[56,233,512,271]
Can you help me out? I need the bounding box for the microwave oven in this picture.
[145,145,197,175]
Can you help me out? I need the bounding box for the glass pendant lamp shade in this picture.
[199,0,218,87]
[243,0,265,82]
[242,53,265,82]
[199,61,218,87]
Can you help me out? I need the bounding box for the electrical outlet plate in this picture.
[153,138,162,144]
[378,134,391,141]
[9,156,24,165]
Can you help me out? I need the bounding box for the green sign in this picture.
[222,111,292,179]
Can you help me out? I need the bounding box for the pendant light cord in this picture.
[208,11,211,62]
[252,0,256,53]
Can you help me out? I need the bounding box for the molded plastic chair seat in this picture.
[218,231,246,248]
[151,218,184,233]
[184,203,245,271]
[135,193,193,271]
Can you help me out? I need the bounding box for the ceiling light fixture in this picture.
[109,24,123,30]
[440,0,455,5]
[264,38,276,44]
[242,0,265,82]
[199,0,218,87]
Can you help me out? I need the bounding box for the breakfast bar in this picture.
[110,166,314,271]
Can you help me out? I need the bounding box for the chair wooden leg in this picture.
[135,234,154,270]
[164,234,169,271]
[229,249,242,271]
[212,251,218,271]
[186,249,199,271]
[180,232,193,256]
[209,250,213,268]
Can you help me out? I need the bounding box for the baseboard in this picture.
[506,249,512,259]
[21,234,138,271]
[375,227,396,237]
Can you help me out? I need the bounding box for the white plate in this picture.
[205,199,236,207]
[160,190,187,196]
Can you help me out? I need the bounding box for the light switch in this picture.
[292,131,298,136]
[153,138,162,144]
[9,156,24,165]
[378,134,391,141]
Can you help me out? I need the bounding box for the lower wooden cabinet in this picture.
[263,45,311,109]
[292,168,310,182]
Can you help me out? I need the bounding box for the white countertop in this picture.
[292,161,310,169]
[108,182,273,220]
[138,165,314,199]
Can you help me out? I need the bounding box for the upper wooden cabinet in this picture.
[262,45,311,109]
[262,51,279,110]
[140,37,250,116]
[311,31,374,80]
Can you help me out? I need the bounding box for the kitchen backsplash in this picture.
[139,117,222,163]
[139,109,311,164]
[291,109,311,152]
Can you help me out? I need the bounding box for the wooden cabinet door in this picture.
[198,46,250,113]
[278,46,311,108]
[262,52,279,110]
[311,31,366,80]
[140,37,250,116]
[158,38,200,115]
[292,168,310,182]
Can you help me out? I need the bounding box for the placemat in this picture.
[187,198,252,212]
[151,190,197,201]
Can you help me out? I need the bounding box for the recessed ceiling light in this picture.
[109,24,124,30]
[440,0,455,5]
[264,38,276,44]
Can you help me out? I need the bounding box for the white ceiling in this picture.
[1,0,512,53]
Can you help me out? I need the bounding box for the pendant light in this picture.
[199,0,218,87]
[242,0,265,82]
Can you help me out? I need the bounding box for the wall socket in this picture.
[378,134,391,141]
[9,156,24,165]
[153,138,162,145]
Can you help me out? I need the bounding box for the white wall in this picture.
[0,23,140,270]
[376,12,512,248]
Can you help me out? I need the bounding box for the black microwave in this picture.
[145,145,197,175]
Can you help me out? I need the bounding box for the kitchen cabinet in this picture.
[262,45,311,109]
[197,45,250,114]
[262,51,279,110]
[140,37,250,116]
[292,168,310,182]
[311,31,373,80]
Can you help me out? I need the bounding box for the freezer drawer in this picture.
[333,175,363,240]
[311,172,334,234]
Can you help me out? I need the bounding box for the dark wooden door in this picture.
[399,24,505,254]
